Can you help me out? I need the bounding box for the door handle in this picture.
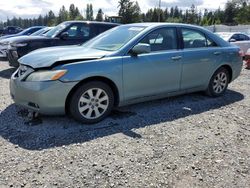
[213,51,221,55]
[171,56,182,61]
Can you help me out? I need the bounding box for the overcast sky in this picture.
[0,0,228,21]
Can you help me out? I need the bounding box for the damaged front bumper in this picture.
[10,67,77,115]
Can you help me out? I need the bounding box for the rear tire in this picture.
[206,67,229,97]
[69,81,114,124]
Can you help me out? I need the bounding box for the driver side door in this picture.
[122,27,182,101]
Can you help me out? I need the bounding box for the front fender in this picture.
[57,57,124,102]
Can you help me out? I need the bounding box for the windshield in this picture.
[18,28,36,35]
[83,26,146,51]
[31,27,48,36]
[45,22,70,38]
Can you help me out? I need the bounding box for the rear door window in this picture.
[182,29,217,48]
[238,34,249,41]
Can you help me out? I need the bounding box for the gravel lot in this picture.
[0,60,249,187]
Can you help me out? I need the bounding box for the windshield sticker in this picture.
[128,27,144,31]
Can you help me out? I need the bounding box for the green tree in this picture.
[173,6,179,18]
[47,10,56,26]
[118,0,141,23]
[235,1,250,24]
[86,4,94,21]
[96,9,104,21]
[58,5,69,24]
[164,8,169,20]
[69,4,82,20]
[224,1,237,25]
[186,4,198,24]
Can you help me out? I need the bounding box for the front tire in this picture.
[69,81,114,124]
[206,67,229,97]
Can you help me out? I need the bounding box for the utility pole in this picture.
[158,0,161,22]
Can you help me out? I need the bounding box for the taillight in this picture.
[239,50,244,57]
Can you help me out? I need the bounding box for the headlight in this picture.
[25,70,67,82]
[10,43,27,47]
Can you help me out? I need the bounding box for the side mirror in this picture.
[60,32,69,40]
[229,38,236,42]
[130,43,151,56]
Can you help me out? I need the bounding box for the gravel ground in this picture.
[0,60,249,188]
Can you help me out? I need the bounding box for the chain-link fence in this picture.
[204,25,250,34]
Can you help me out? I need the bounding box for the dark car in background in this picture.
[7,21,119,67]
[0,27,50,59]
[0,26,23,36]
[0,26,45,40]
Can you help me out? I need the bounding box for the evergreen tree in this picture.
[69,4,76,20]
[89,4,94,21]
[47,10,56,26]
[173,6,179,18]
[86,4,94,21]
[96,9,104,21]
[164,8,169,20]
[235,1,250,24]
[118,0,141,23]
[224,1,237,25]
[187,4,198,24]
[58,5,68,24]
[170,7,174,18]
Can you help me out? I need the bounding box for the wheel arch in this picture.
[65,76,120,114]
[220,64,233,83]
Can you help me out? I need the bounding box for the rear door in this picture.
[180,28,223,90]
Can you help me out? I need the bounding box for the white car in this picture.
[216,32,250,55]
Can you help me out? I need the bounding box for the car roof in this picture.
[63,20,120,26]
[123,22,209,30]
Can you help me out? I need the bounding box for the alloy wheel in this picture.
[78,88,109,120]
[213,72,228,94]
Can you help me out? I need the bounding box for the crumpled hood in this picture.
[19,45,110,68]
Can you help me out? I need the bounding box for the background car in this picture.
[0,27,49,59]
[216,32,250,55]
[0,26,23,36]
[7,21,119,67]
[216,32,250,42]
[10,23,243,124]
[0,26,45,40]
